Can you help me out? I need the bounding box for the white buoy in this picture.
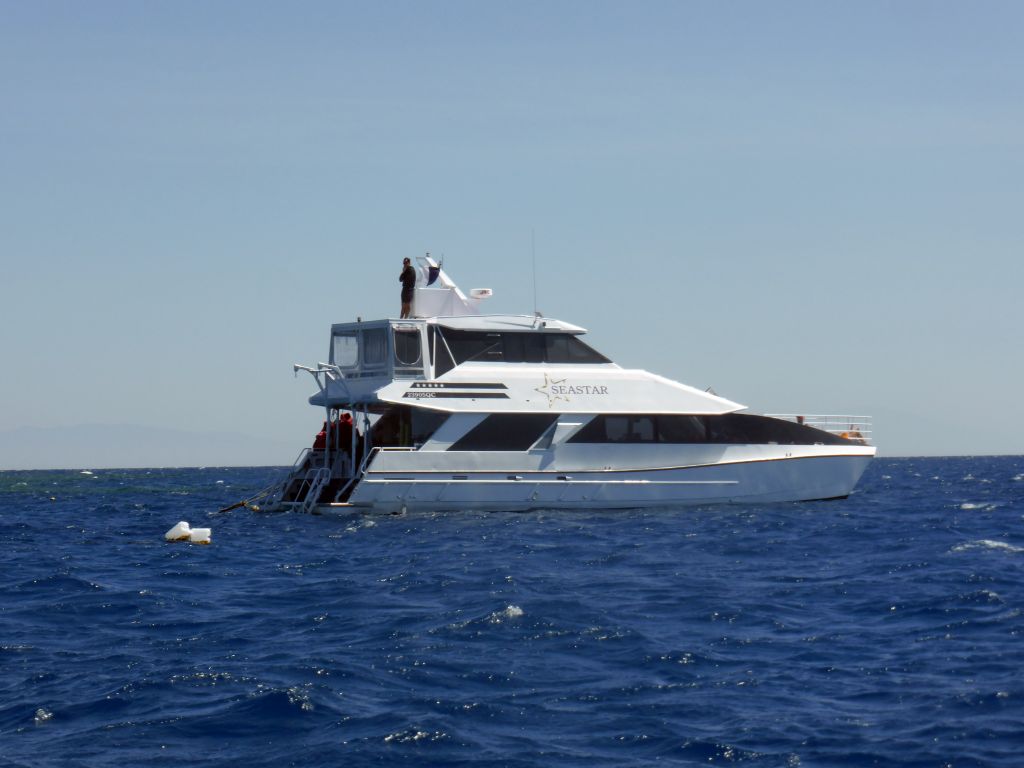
[165,521,212,544]
[188,527,212,545]
[165,521,191,541]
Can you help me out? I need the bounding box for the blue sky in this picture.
[1,1,1022,464]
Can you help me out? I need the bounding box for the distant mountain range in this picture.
[0,424,295,470]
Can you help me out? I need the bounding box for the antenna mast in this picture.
[531,228,538,316]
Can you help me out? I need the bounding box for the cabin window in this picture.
[502,332,546,363]
[445,331,504,364]
[604,416,629,442]
[393,328,422,367]
[332,332,359,368]
[569,413,849,445]
[561,336,608,363]
[570,415,656,443]
[633,416,655,442]
[362,328,387,367]
[448,413,559,451]
[657,415,709,443]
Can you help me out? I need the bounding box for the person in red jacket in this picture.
[335,412,354,452]
[312,421,328,451]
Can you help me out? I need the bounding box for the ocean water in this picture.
[1,457,1022,767]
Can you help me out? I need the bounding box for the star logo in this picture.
[535,373,568,408]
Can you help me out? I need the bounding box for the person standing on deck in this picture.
[399,257,416,318]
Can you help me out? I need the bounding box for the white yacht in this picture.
[262,256,874,513]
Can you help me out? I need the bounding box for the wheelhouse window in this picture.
[437,329,610,366]
[393,328,421,366]
[392,326,424,377]
[332,331,359,368]
[362,327,387,368]
[445,330,504,365]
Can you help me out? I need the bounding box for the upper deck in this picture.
[304,255,745,415]
[321,255,601,386]
[329,315,608,378]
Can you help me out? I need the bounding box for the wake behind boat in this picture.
[258,255,874,513]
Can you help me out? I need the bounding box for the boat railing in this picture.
[327,445,413,504]
[290,447,312,471]
[321,364,353,396]
[350,445,416,479]
[355,446,380,478]
[766,414,873,444]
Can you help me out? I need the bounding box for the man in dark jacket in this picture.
[399,257,416,317]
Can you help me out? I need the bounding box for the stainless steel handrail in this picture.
[766,414,873,442]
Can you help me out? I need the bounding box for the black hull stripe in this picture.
[410,382,507,389]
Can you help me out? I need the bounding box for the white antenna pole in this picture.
[531,228,538,316]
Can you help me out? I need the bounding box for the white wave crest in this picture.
[384,728,446,743]
[489,604,524,623]
[952,539,1024,554]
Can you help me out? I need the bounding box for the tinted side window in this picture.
[605,416,630,442]
[503,332,545,363]
[436,329,610,365]
[445,330,503,364]
[569,414,848,445]
[633,416,655,441]
[562,336,611,363]
[657,415,708,443]
[430,327,456,377]
[567,416,607,443]
[448,414,559,451]
[706,414,767,443]
[568,415,656,443]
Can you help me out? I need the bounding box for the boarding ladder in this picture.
[300,466,332,514]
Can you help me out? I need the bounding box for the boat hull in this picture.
[338,445,875,512]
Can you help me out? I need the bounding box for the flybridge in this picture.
[325,318,612,384]
[323,255,604,386]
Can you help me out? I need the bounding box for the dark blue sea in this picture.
[2,457,1022,767]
